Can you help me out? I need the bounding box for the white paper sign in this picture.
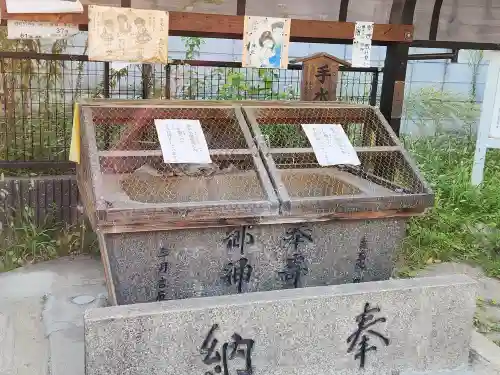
[7,20,79,40]
[302,124,361,166]
[352,21,374,68]
[6,0,83,13]
[354,21,374,41]
[154,119,212,164]
[352,40,372,68]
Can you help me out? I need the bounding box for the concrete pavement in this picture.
[0,256,499,375]
[0,255,107,375]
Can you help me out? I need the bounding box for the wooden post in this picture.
[379,0,416,135]
[293,53,351,102]
[472,52,500,186]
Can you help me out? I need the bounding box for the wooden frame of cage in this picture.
[76,100,433,233]
[243,104,434,216]
[76,103,281,231]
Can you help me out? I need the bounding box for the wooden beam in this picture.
[338,0,349,22]
[0,160,75,170]
[389,0,405,23]
[0,0,413,44]
[412,40,500,50]
[429,0,444,40]
[269,146,401,154]
[403,0,417,22]
[236,0,246,16]
[98,208,425,234]
[98,149,251,157]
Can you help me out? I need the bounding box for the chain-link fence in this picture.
[0,52,381,175]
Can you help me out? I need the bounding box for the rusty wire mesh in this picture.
[85,105,271,208]
[246,105,428,212]
[253,106,396,148]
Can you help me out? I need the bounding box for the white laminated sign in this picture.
[352,21,374,68]
[154,119,212,164]
[5,0,83,13]
[7,20,79,39]
[302,124,360,166]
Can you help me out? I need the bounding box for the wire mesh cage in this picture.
[76,100,279,228]
[243,103,434,216]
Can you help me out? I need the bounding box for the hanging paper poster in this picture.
[88,5,169,64]
[242,16,291,69]
[352,21,374,68]
[7,20,79,40]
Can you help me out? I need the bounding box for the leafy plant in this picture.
[173,37,298,100]
[181,37,205,60]
[0,204,98,272]
[466,49,484,100]
[397,135,500,278]
[0,206,57,270]
[91,65,133,98]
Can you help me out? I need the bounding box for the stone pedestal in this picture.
[100,218,406,305]
[85,275,477,375]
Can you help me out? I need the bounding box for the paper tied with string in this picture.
[301,124,361,166]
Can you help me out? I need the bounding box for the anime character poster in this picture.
[88,5,169,64]
[242,16,291,69]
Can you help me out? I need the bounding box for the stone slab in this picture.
[0,255,106,375]
[102,219,406,305]
[85,275,477,375]
[470,331,500,375]
[417,262,500,346]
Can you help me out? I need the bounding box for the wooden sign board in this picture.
[296,53,351,102]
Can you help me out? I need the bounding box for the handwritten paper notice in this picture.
[352,21,374,68]
[88,5,169,63]
[154,119,212,164]
[7,20,79,40]
[6,0,83,13]
[302,124,361,166]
